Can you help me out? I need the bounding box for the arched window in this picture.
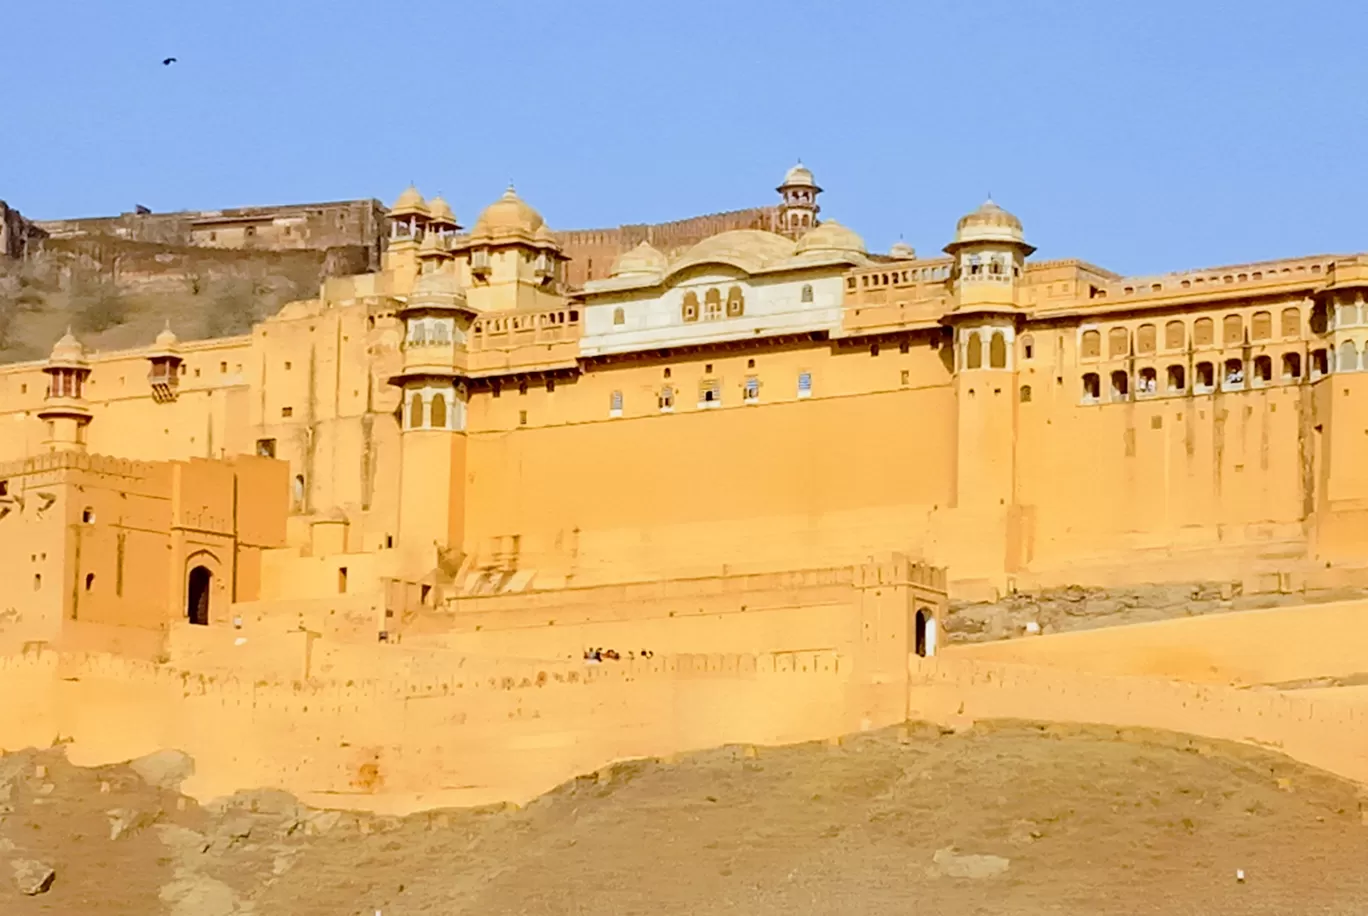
[800,284,813,303]
[612,307,625,326]
[1138,367,1157,394]
[1223,314,1244,346]
[430,392,447,428]
[1081,373,1101,402]
[1136,324,1156,354]
[1110,370,1129,400]
[914,608,929,657]
[1312,348,1329,376]
[1021,334,1034,359]
[409,320,427,346]
[1281,307,1301,338]
[291,475,305,513]
[1019,385,1032,402]
[1282,352,1302,380]
[1165,320,1185,350]
[1251,311,1272,341]
[1338,339,1358,372]
[989,331,1007,368]
[1108,327,1130,358]
[726,286,744,317]
[1310,302,1330,335]
[966,332,983,369]
[1195,361,1215,390]
[682,291,699,322]
[704,288,722,320]
[1080,329,1101,359]
[409,392,424,428]
[1166,364,1185,391]
[1224,358,1245,386]
[1253,355,1272,383]
[1193,317,1214,346]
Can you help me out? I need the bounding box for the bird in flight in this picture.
[162,57,177,66]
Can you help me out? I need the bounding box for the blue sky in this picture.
[7,0,1367,275]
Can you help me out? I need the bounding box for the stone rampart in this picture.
[908,655,1368,786]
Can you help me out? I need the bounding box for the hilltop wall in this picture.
[0,647,851,814]
[908,655,1368,786]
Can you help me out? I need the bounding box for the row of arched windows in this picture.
[682,287,745,322]
[1075,350,1330,403]
[1077,308,1303,360]
[404,389,461,430]
[964,329,1010,369]
[609,284,813,329]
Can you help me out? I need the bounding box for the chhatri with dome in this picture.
[1,157,1366,681]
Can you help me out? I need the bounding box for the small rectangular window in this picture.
[743,376,760,402]
[256,438,277,458]
[518,410,528,426]
[797,371,813,398]
[219,362,228,373]
[609,390,623,417]
[658,386,675,412]
[281,407,293,418]
[338,567,348,594]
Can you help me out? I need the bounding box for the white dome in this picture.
[610,241,668,278]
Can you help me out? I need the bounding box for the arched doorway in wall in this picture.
[914,609,929,657]
[187,566,212,626]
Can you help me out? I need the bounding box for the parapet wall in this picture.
[0,646,850,814]
[908,655,1368,786]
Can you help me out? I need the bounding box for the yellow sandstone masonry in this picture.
[2,165,1367,808]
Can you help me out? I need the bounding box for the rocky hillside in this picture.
[2,722,1366,915]
[0,238,370,364]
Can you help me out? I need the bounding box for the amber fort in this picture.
[1,164,1366,812]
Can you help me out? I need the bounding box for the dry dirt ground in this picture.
[2,721,1366,915]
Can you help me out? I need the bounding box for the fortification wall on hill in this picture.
[0,647,850,814]
[908,655,1368,786]
[943,599,1368,686]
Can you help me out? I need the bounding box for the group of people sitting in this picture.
[583,647,655,663]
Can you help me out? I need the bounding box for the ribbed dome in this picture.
[152,322,179,350]
[391,185,428,217]
[795,220,866,255]
[408,267,466,307]
[473,185,545,236]
[426,195,457,226]
[610,240,668,278]
[49,328,86,364]
[949,199,1029,248]
[781,162,816,188]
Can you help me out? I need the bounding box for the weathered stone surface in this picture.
[107,805,161,840]
[11,858,55,895]
[928,846,1010,879]
[129,749,195,790]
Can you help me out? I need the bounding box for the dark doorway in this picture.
[187,566,211,625]
[914,609,929,658]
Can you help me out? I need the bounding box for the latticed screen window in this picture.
[743,376,760,401]
[797,371,813,398]
[699,378,721,406]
